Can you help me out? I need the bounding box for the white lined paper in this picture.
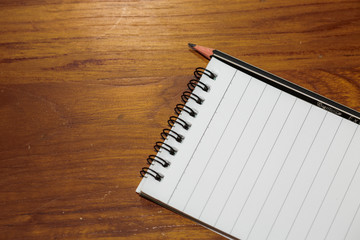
[281,119,356,240]
[168,70,252,210]
[305,126,360,240]
[137,58,360,240]
[265,113,342,240]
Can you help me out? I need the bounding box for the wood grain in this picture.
[0,0,359,239]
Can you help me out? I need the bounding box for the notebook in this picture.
[136,49,360,240]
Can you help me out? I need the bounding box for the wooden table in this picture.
[1,0,359,239]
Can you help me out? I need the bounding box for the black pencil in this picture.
[188,43,360,124]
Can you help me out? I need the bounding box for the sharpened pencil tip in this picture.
[188,43,214,60]
[188,43,196,49]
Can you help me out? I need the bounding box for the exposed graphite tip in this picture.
[188,43,196,49]
[188,43,214,60]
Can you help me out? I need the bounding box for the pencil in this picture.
[188,43,214,60]
[187,43,360,124]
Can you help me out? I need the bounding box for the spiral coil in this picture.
[140,67,216,181]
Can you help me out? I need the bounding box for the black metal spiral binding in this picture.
[188,79,209,92]
[174,104,197,117]
[140,167,163,181]
[161,129,184,143]
[154,141,177,155]
[181,91,204,104]
[194,67,216,80]
[139,67,216,181]
[168,116,190,130]
[147,155,170,167]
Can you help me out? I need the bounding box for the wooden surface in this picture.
[0,0,359,239]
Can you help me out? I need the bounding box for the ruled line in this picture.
[183,76,253,211]
[213,84,268,226]
[323,126,360,240]
[304,126,359,240]
[228,91,282,234]
[284,118,343,240]
[247,104,312,240]
[230,95,297,238]
[265,111,328,240]
[167,70,238,204]
[344,198,360,240]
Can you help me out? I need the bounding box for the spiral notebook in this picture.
[136,50,360,240]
